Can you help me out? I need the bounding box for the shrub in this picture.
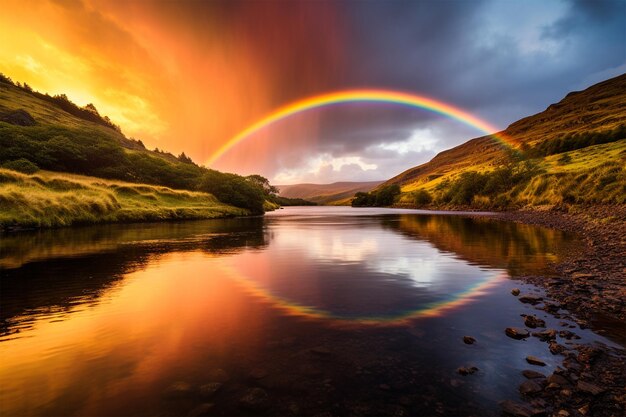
[413,189,433,206]
[2,158,39,174]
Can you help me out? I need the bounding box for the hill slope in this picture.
[0,75,273,215]
[278,181,383,204]
[374,73,626,209]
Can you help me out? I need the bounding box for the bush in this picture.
[2,158,39,174]
[413,189,432,206]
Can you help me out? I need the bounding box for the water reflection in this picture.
[0,208,593,417]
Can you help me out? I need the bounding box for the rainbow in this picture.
[207,89,515,165]
[219,263,507,326]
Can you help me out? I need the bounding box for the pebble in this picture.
[525,356,547,366]
[511,288,521,296]
[462,336,476,344]
[457,366,478,376]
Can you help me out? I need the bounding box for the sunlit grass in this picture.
[0,169,247,228]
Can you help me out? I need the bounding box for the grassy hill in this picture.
[363,73,626,210]
[0,168,246,229]
[278,181,383,205]
[0,74,277,224]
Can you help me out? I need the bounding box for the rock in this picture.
[499,400,534,417]
[558,330,580,340]
[576,380,605,395]
[526,356,547,366]
[519,380,543,395]
[532,329,557,341]
[549,342,566,355]
[457,366,478,376]
[511,288,521,296]
[571,273,594,280]
[188,403,214,417]
[239,387,270,411]
[519,294,543,305]
[462,336,476,344]
[199,382,222,399]
[577,404,590,415]
[506,327,530,339]
[379,383,391,391]
[162,381,193,399]
[522,370,546,379]
[547,374,570,387]
[557,410,570,417]
[524,315,546,328]
[0,109,36,126]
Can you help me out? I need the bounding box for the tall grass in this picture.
[0,169,247,229]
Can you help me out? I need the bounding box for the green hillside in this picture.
[0,74,276,221]
[357,74,626,210]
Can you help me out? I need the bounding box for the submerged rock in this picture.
[506,327,530,339]
[522,370,546,379]
[519,294,543,305]
[519,380,543,395]
[499,400,535,417]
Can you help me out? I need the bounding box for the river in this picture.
[0,207,618,416]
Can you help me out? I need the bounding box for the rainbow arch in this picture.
[207,89,515,165]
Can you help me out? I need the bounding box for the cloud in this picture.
[2,0,623,184]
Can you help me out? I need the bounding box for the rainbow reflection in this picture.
[207,89,516,165]
[218,263,507,326]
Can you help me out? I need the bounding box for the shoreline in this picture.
[472,206,625,417]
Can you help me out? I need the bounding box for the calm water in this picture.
[0,207,617,416]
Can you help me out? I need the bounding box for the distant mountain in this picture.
[278,181,384,205]
[370,73,626,209]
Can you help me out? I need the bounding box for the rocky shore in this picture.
[484,206,625,417]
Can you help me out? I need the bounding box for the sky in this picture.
[1,0,624,184]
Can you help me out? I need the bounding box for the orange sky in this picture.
[0,0,344,170]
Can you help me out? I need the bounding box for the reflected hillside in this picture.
[1,218,268,336]
[0,218,267,269]
[385,215,578,276]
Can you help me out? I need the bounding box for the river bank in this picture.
[477,205,625,417]
[0,168,249,231]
